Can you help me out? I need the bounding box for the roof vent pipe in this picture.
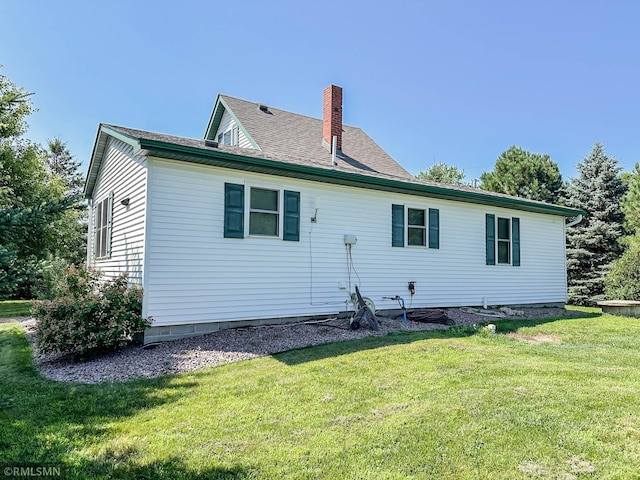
[332,135,338,166]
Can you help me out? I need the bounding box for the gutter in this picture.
[138,138,585,218]
[565,214,583,228]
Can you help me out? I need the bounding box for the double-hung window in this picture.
[249,187,279,236]
[93,193,113,259]
[407,208,426,246]
[392,204,439,249]
[486,214,520,266]
[224,183,300,241]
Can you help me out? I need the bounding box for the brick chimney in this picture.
[323,84,343,152]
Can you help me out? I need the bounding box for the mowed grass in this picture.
[0,300,31,318]
[2,309,640,479]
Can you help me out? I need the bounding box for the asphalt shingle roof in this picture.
[216,95,415,180]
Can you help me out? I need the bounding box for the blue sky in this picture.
[2,0,639,183]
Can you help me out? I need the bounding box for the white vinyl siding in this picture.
[143,158,568,327]
[87,137,147,284]
[215,110,253,148]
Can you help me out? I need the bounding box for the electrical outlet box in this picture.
[343,234,357,245]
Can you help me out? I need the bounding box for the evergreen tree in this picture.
[604,163,640,300]
[0,68,85,298]
[416,163,466,185]
[480,146,563,203]
[562,143,626,305]
[621,162,640,235]
[605,234,640,300]
[45,139,87,266]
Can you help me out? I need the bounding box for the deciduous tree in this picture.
[0,69,85,298]
[416,163,466,185]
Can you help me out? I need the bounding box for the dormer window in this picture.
[217,126,239,146]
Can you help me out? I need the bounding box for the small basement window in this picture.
[249,187,279,236]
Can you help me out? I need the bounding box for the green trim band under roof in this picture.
[137,137,584,217]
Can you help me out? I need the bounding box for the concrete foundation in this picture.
[143,314,342,344]
[142,302,568,344]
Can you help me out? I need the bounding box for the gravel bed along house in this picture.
[20,307,578,384]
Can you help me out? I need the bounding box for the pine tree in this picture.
[480,146,563,203]
[621,162,640,235]
[562,143,626,305]
[604,163,640,300]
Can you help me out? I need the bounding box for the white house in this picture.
[84,85,583,343]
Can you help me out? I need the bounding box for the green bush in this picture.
[33,266,151,359]
[605,235,640,300]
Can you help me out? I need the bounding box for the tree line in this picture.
[418,144,638,306]
[0,69,86,299]
[1,68,637,305]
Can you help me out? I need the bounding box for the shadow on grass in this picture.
[276,309,602,366]
[65,457,247,479]
[0,325,247,479]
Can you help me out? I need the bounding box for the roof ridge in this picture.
[219,94,364,129]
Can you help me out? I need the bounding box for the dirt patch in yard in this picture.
[507,333,563,345]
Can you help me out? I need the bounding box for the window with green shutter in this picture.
[486,214,496,265]
[283,190,300,241]
[224,183,244,238]
[428,208,439,249]
[392,204,440,248]
[392,204,404,247]
[486,214,520,266]
[512,217,520,266]
[224,183,300,241]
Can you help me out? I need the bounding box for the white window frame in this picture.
[406,206,427,247]
[246,185,283,238]
[93,193,113,259]
[496,216,511,265]
[217,125,240,146]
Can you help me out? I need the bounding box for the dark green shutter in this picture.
[224,183,244,238]
[486,214,495,265]
[392,204,404,247]
[428,208,439,249]
[283,190,300,241]
[512,217,520,266]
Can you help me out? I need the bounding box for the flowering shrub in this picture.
[33,266,151,359]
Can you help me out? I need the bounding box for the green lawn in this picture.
[0,300,31,318]
[2,309,640,479]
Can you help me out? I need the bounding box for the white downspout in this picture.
[566,214,583,228]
